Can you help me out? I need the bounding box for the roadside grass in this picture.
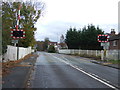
[107,60,120,65]
[69,53,120,65]
[73,53,101,60]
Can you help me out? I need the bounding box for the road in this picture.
[30,52,119,89]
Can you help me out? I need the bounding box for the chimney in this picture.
[110,29,116,36]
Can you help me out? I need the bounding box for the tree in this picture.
[65,27,80,49]
[2,1,44,54]
[43,37,49,51]
[2,2,13,54]
[80,24,104,50]
[65,24,104,50]
[36,41,44,51]
[48,45,56,53]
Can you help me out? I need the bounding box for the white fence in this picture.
[106,50,120,60]
[58,49,101,56]
[1,45,34,62]
[58,49,120,60]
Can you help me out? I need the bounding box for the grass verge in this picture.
[68,53,120,65]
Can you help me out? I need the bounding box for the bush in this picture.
[48,45,56,53]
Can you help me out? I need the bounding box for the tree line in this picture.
[36,37,49,51]
[36,38,56,53]
[65,24,104,50]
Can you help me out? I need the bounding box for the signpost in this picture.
[11,4,25,60]
[101,42,110,50]
[11,40,18,46]
[98,34,110,60]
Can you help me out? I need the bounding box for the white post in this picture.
[79,49,80,55]
[87,50,88,55]
[101,50,104,60]
[96,50,98,56]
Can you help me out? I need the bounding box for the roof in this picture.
[48,42,57,45]
[109,33,120,41]
[58,43,67,46]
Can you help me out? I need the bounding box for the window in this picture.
[113,40,117,46]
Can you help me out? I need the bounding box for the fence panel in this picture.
[58,49,119,60]
[2,45,33,62]
[106,50,120,60]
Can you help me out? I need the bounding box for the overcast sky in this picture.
[35,0,119,42]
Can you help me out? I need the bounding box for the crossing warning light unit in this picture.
[98,34,109,42]
[11,29,25,39]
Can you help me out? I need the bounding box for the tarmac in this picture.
[2,52,38,89]
[1,52,119,89]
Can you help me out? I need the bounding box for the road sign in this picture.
[11,40,18,44]
[101,42,110,49]
[98,34,109,42]
[11,29,25,39]
[101,42,110,46]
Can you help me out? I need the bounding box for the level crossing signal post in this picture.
[11,3,25,60]
[98,34,110,60]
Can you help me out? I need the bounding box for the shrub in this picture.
[48,45,56,53]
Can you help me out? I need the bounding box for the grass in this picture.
[70,53,120,65]
[107,60,120,64]
[78,54,101,60]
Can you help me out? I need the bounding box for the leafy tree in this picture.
[48,45,56,53]
[43,37,49,51]
[2,2,13,54]
[36,41,44,51]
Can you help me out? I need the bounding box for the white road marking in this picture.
[52,55,118,90]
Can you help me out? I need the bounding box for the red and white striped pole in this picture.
[16,4,21,30]
[11,3,25,39]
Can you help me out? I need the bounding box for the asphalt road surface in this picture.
[30,52,119,89]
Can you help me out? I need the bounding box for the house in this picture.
[48,42,57,46]
[48,41,58,51]
[58,43,68,49]
[47,35,68,51]
[109,29,120,50]
[58,34,68,49]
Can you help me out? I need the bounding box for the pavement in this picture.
[2,52,38,89]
